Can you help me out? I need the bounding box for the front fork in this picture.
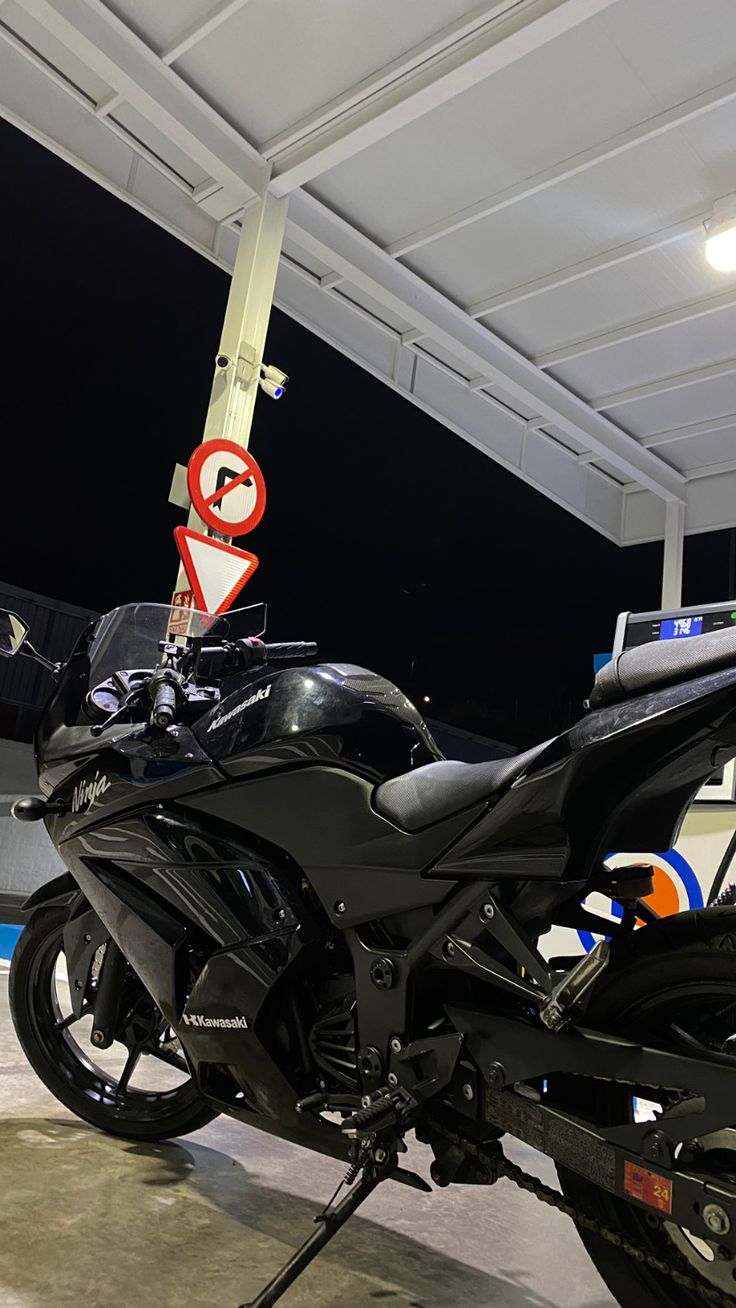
[61,902,125,1043]
[89,940,126,1049]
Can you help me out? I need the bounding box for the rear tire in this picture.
[555,910,736,1307]
[10,904,218,1142]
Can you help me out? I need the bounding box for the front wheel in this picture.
[555,919,736,1307]
[10,904,218,1141]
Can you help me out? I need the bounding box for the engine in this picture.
[308,978,358,1090]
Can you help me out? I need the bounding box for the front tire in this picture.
[10,904,218,1142]
[555,910,736,1307]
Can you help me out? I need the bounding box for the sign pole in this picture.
[173,189,288,601]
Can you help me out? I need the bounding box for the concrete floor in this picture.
[0,964,616,1308]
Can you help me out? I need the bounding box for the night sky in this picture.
[2,120,734,747]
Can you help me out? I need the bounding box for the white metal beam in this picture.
[467,212,710,318]
[686,458,736,482]
[13,0,269,201]
[286,191,684,501]
[593,357,736,411]
[662,499,685,606]
[266,0,621,196]
[275,253,624,541]
[0,30,234,265]
[162,0,251,65]
[533,287,736,370]
[386,75,736,258]
[622,476,736,545]
[641,415,736,450]
[96,0,251,120]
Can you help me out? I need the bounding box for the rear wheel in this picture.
[555,926,736,1306]
[10,905,218,1141]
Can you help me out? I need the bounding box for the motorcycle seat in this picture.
[373,740,552,832]
[588,625,736,709]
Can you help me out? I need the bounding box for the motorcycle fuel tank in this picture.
[194,662,442,784]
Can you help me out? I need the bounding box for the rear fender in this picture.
[607,903,736,967]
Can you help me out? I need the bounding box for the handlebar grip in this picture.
[152,681,177,727]
[265,642,318,662]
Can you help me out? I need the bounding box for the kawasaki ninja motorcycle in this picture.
[5,598,736,1308]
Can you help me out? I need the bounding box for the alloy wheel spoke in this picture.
[54,1004,92,1031]
[116,1045,142,1095]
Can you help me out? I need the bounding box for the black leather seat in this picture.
[588,625,736,709]
[374,740,552,832]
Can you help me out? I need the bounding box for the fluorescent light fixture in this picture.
[705,195,736,271]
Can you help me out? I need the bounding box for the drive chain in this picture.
[426,1118,736,1306]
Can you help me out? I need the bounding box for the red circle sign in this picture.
[187,439,266,537]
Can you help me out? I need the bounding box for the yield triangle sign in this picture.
[174,527,259,614]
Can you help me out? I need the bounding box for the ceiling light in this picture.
[705,195,736,271]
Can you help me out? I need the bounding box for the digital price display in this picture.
[617,603,736,653]
[659,615,703,640]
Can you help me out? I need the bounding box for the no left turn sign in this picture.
[187,439,266,537]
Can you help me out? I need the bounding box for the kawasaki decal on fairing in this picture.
[206,682,271,732]
[183,1013,249,1029]
[71,771,111,813]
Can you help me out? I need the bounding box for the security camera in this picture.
[215,353,232,370]
[261,364,289,387]
[258,362,288,399]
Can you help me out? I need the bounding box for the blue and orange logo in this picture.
[578,849,704,952]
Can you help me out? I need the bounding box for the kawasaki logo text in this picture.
[207,683,271,732]
[182,1014,249,1029]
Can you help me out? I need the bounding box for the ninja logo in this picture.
[71,771,111,814]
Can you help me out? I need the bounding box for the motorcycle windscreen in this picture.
[86,601,268,686]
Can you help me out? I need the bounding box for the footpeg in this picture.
[540,939,610,1031]
[342,1095,398,1139]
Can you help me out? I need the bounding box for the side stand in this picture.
[240,1165,383,1308]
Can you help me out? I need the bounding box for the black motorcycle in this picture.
[5,598,736,1308]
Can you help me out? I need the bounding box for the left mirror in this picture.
[0,610,30,657]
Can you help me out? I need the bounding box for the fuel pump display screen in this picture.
[609,599,736,804]
[620,605,736,650]
[659,616,703,640]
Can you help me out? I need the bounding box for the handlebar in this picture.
[151,680,177,728]
[142,636,318,731]
[263,641,318,662]
[149,666,183,728]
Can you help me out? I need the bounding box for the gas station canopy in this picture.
[2,0,736,559]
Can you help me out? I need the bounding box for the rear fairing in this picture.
[435,664,736,881]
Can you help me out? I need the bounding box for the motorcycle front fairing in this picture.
[31,608,461,1156]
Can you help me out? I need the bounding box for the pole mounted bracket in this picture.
[169,463,190,511]
[235,340,260,387]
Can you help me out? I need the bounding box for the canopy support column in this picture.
[661,499,685,609]
[173,191,287,597]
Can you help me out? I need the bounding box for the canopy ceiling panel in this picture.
[1,0,734,546]
[487,237,736,357]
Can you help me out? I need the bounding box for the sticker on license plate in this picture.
[623,1160,673,1214]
